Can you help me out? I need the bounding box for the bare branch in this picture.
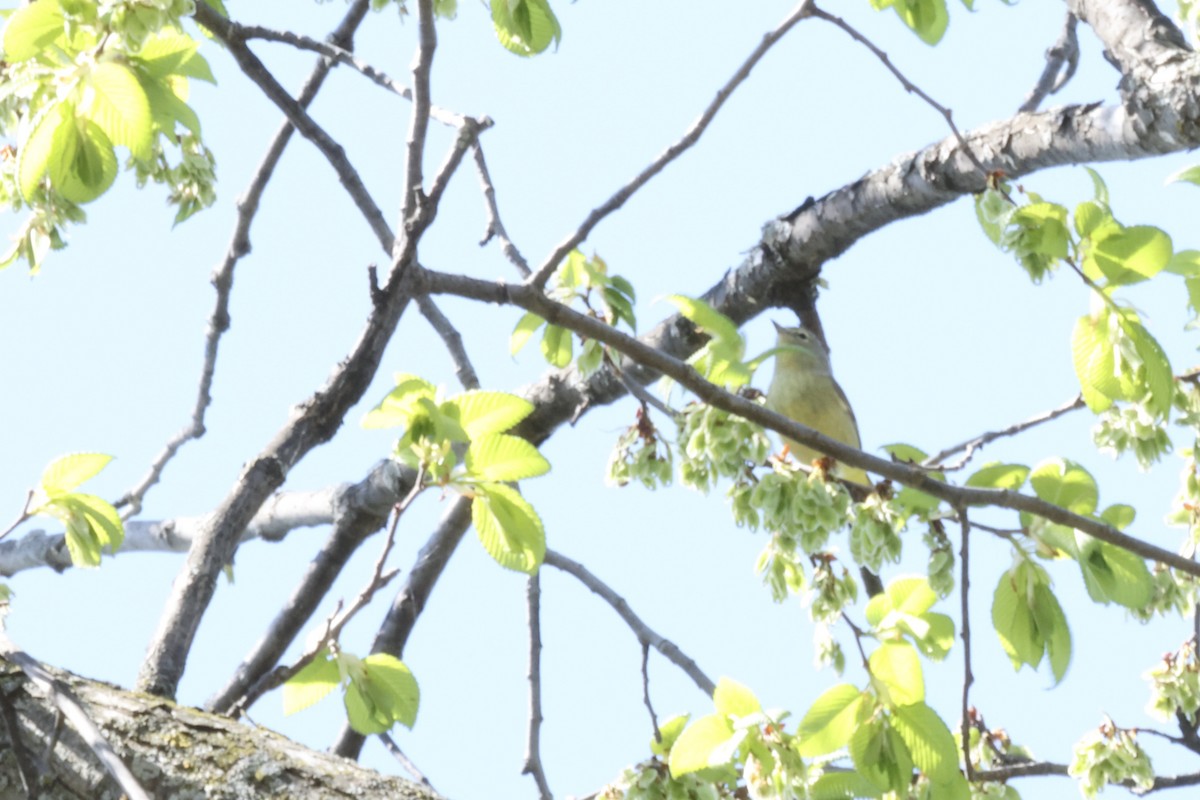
[1019,13,1080,113]
[225,23,465,126]
[194,3,395,252]
[0,635,151,800]
[119,4,373,515]
[226,474,424,717]
[544,549,717,697]
[526,0,816,288]
[379,732,436,789]
[331,495,475,758]
[959,511,975,782]
[521,573,553,800]
[924,395,1086,470]
[473,142,532,277]
[400,0,438,234]
[420,266,1200,579]
[418,296,481,390]
[808,3,987,176]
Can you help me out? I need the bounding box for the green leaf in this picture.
[797,683,865,757]
[891,702,960,782]
[668,713,734,776]
[1029,458,1097,516]
[282,649,341,715]
[966,462,1030,490]
[992,569,1043,671]
[912,612,955,661]
[87,61,154,161]
[1166,249,1200,276]
[42,493,124,568]
[870,642,923,707]
[1166,163,1200,187]
[465,434,549,481]
[1030,582,1071,683]
[510,311,545,355]
[3,0,64,62]
[451,391,534,438]
[1072,314,1120,412]
[491,0,561,56]
[138,72,202,137]
[343,652,419,733]
[1084,166,1110,205]
[39,452,112,496]
[662,295,742,349]
[49,114,118,204]
[1085,224,1173,286]
[1077,539,1153,609]
[887,0,949,45]
[471,483,545,573]
[610,274,636,301]
[850,719,912,794]
[1013,202,1071,258]
[1119,315,1174,418]
[362,374,437,429]
[712,676,761,718]
[1100,503,1135,530]
[136,30,216,83]
[1073,200,1109,239]
[809,772,885,799]
[650,714,689,758]
[18,101,67,201]
[882,444,943,514]
[540,323,573,368]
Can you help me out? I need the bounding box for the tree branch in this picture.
[118,0,375,516]
[419,266,1200,579]
[1019,13,1079,113]
[526,0,816,288]
[543,549,717,698]
[521,573,553,800]
[0,636,151,800]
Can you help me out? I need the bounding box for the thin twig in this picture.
[1019,14,1080,113]
[472,142,532,277]
[423,116,492,226]
[543,549,716,696]
[117,2,371,515]
[0,635,151,800]
[640,642,661,742]
[521,573,553,800]
[959,508,974,782]
[227,23,464,126]
[379,732,436,789]
[194,3,395,252]
[924,395,1086,470]
[417,296,481,390]
[0,490,33,541]
[526,0,816,288]
[400,0,438,234]
[228,472,424,717]
[809,3,988,176]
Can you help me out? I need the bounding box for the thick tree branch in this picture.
[0,636,151,800]
[0,659,441,799]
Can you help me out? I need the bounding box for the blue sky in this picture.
[3,2,1200,798]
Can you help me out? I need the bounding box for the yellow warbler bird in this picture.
[765,322,870,485]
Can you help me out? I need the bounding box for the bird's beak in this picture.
[772,320,785,333]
